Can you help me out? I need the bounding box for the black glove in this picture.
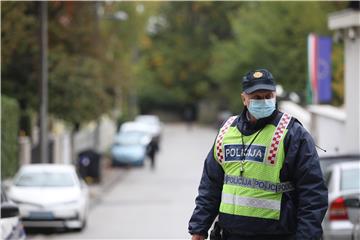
[210,222,223,240]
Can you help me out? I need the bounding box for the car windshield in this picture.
[15,171,75,187]
[341,168,360,191]
[115,132,148,145]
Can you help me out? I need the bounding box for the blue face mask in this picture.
[248,98,276,119]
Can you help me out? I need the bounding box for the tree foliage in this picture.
[137,2,240,112]
[1,2,39,111]
[137,2,345,114]
[1,1,347,125]
[98,2,159,118]
[209,2,346,111]
[1,2,139,125]
[46,2,112,124]
[1,96,20,179]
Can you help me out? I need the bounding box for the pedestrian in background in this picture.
[184,105,196,130]
[189,69,328,240]
[147,138,158,169]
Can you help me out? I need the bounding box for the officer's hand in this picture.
[191,234,205,240]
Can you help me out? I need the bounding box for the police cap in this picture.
[242,69,276,94]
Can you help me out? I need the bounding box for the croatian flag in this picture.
[307,34,333,104]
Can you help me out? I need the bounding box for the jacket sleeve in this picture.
[286,121,328,240]
[188,148,224,238]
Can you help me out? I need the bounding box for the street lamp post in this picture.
[39,1,48,163]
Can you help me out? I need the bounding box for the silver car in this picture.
[321,156,360,240]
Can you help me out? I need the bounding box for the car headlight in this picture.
[11,198,28,205]
[10,199,41,208]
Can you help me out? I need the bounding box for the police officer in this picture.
[188,69,328,240]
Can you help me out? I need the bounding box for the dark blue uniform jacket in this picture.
[188,109,328,240]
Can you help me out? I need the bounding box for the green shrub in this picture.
[19,109,32,136]
[1,95,20,179]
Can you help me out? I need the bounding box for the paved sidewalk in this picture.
[87,157,127,209]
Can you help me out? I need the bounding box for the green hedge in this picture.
[1,95,20,179]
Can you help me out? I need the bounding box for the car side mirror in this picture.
[1,202,20,218]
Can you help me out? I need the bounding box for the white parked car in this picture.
[120,121,153,134]
[7,164,89,231]
[320,156,360,240]
[134,115,162,142]
[120,120,160,143]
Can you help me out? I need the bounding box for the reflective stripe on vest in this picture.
[224,175,294,193]
[266,112,292,165]
[222,193,281,211]
[215,116,238,163]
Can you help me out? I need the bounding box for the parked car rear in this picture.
[320,155,360,240]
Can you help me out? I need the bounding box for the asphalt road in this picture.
[27,123,217,239]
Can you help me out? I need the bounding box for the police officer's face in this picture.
[241,90,276,107]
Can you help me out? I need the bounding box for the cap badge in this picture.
[253,71,263,78]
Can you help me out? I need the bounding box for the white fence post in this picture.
[19,136,31,165]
